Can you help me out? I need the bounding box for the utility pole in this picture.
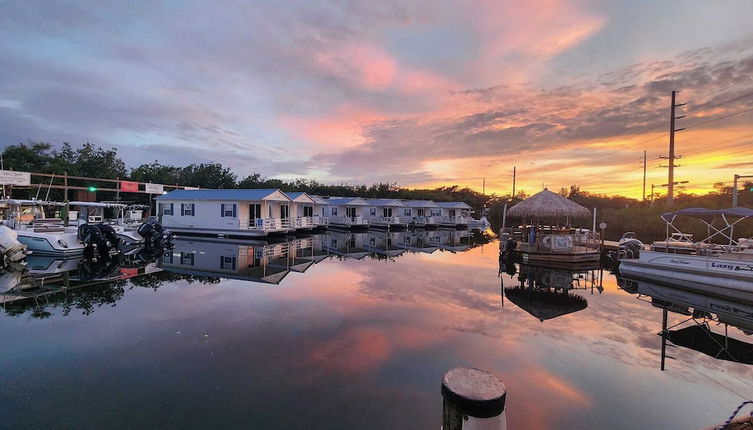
[733,174,753,206]
[512,166,516,198]
[660,91,685,206]
[482,178,485,195]
[642,150,647,203]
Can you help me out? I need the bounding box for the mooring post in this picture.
[442,367,507,430]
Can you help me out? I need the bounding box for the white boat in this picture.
[619,207,753,296]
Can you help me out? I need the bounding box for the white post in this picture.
[501,203,507,232]
[733,174,739,207]
[442,367,507,430]
[592,207,597,233]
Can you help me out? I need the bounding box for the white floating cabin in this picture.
[364,199,409,229]
[284,192,319,230]
[436,202,473,227]
[322,197,370,229]
[402,200,442,228]
[156,189,296,238]
[309,195,332,227]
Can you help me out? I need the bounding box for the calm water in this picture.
[1,230,752,429]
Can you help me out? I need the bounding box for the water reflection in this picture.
[502,264,601,322]
[617,276,753,369]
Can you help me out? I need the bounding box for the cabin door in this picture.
[383,208,392,217]
[449,209,456,217]
[417,209,425,216]
[281,205,289,219]
[249,203,261,220]
[346,207,357,218]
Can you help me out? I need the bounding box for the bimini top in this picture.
[365,198,407,207]
[402,200,441,208]
[156,189,290,202]
[284,192,315,204]
[436,201,473,209]
[0,199,65,207]
[661,207,753,222]
[326,197,370,206]
[69,201,127,208]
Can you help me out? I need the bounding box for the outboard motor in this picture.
[0,225,28,266]
[137,218,175,250]
[97,223,121,249]
[619,239,643,260]
[78,224,111,260]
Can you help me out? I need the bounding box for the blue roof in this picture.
[365,198,407,207]
[436,201,473,209]
[327,197,369,206]
[286,192,306,199]
[156,189,286,201]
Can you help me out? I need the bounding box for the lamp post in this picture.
[732,174,753,207]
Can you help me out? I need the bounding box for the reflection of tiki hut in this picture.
[665,324,753,365]
[504,286,588,321]
[503,189,599,266]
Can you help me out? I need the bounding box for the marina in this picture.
[1,234,751,429]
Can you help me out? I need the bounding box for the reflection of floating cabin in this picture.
[430,229,473,252]
[364,199,409,229]
[157,189,300,237]
[504,264,591,321]
[162,239,308,284]
[365,230,406,257]
[323,197,370,229]
[501,189,600,266]
[396,230,439,254]
[322,231,370,259]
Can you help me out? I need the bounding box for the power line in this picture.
[683,105,753,131]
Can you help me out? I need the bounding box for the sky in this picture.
[1,0,753,198]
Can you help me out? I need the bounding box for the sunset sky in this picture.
[1,0,753,198]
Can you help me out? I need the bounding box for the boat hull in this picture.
[619,251,753,299]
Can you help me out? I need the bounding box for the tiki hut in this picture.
[507,189,591,224]
[504,286,588,321]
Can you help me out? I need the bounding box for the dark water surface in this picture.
[1,231,752,429]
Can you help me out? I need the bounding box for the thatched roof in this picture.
[504,287,588,321]
[507,189,591,219]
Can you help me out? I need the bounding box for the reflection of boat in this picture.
[504,264,596,321]
[620,208,753,296]
[618,275,753,369]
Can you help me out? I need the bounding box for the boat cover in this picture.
[661,207,753,222]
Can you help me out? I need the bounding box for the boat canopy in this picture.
[661,207,753,222]
[69,201,127,208]
[0,199,65,206]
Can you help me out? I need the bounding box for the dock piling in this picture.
[442,367,507,430]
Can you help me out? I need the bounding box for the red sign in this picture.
[120,181,139,192]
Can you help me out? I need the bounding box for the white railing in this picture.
[439,216,470,225]
[328,215,367,226]
[245,217,294,231]
[293,217,316,229]
[312,215,328,226]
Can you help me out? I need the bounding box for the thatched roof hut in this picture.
[507,189,591,220]
[504,287,588,321]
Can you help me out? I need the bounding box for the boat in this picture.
[499,189,601,267]
[619,207,753,296]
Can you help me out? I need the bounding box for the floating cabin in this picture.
[501,189,600,266]
[309,195,332,227]
[402,200,442,228]
[322,197,370,229]
[284,192,319,230]
[156,189,298,237]
[364,198,409,229]
[436,202,473,227]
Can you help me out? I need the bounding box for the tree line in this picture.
[3,142,752,242]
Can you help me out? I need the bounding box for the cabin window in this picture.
[181,203,195,216]
[180,252,194,266]
[220,255,237,270]
[281,205,289,219]
[404,209,411,216]
[220,203,236,218]
[321,207,325,216]
[303,206,313,217]
[162,203,174,216]
[431,210,441,216]
[331,207,338,216]
[369,208,376,216]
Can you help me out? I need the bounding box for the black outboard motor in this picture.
[137,218,175,250]
[619,239,643,260]
[97,223,121,250]
[78,224,110,260]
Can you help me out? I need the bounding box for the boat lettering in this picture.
[669,259,689,265]
[710,261,753,271]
